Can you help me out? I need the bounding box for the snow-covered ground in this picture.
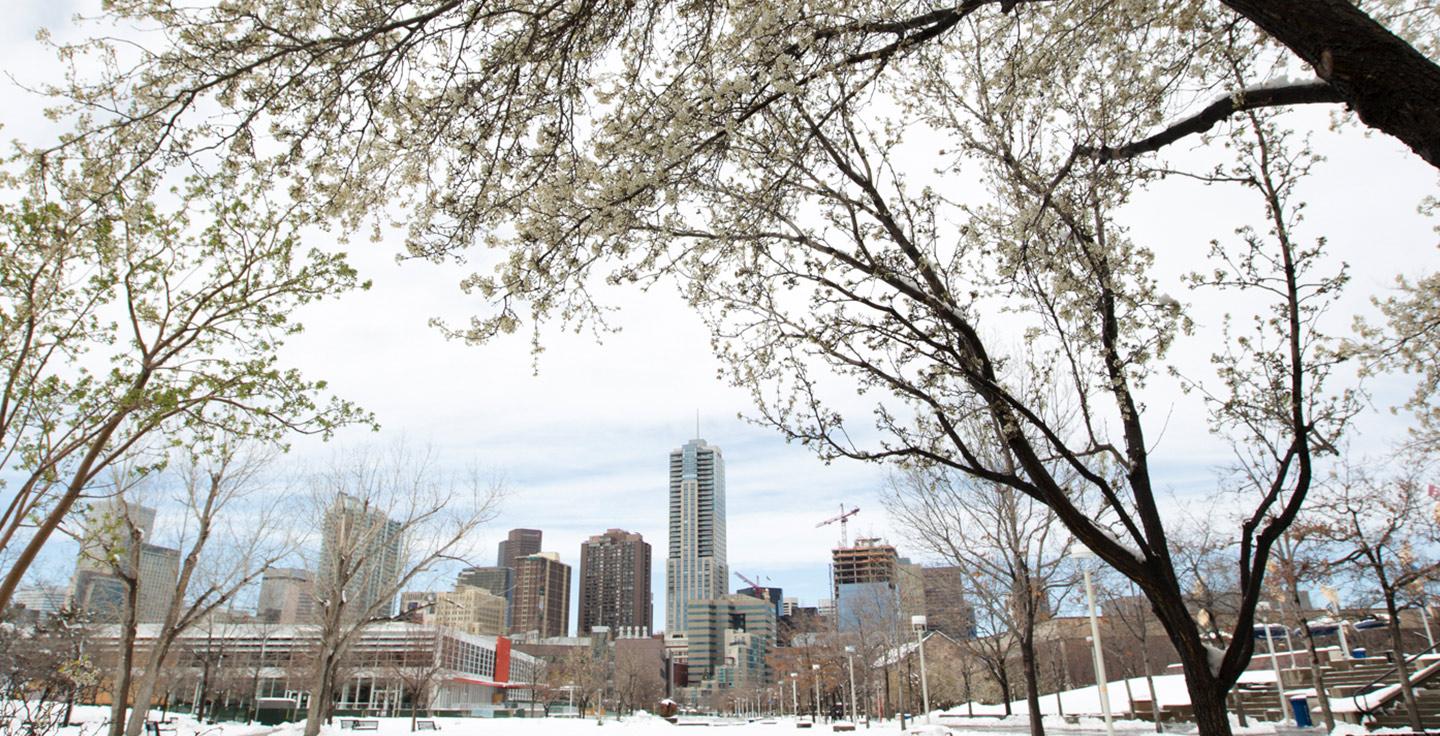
[945,670,1281,718]
[21,703,1305,736]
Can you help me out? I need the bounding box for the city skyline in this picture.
[8,2,1430,617]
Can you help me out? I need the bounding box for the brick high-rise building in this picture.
[921,566,976,638]
[578,529,652,635]
[497,528,543,569]
[510,552,571,638]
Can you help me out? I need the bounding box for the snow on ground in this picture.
[945,670,1280,719]
[27,705,1295,736]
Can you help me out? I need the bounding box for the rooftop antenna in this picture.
[696,409,700,439]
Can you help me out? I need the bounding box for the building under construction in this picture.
[831,540,899,592]
[831,540,900,631]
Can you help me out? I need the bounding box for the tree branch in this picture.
[1078,81,1343,162]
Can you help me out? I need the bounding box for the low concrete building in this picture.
[87,622,540,718]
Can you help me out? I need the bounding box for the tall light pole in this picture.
[1072,547,1116,736]
[911,615,931,724]
[790,673,799,719]
[1258,602,1292,724]
[845,645,859,724]
[812,663,823,723]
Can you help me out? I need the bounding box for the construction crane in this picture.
[737,573,771,602]
[817,504,860,547]
[734,571,765,592]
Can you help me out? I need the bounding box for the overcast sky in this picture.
[6,1,1439,632]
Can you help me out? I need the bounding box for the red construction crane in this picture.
[817,504,860,547]
[734,571,765,592]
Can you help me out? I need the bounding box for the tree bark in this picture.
[1140,647,1162,731]
[107,537,143,736]
[1295,616,1336,730]
[1018,631,1044,736]
[1222,0,1440,168]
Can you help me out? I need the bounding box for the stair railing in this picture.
[1353,639,1440,717]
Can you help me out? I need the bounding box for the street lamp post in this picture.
[911,615,931,725]
[845,645,859,725]
[791,673,799,719]
[1072,546,1116,736]
[812,664,822,723]
[1258,603,1292,724]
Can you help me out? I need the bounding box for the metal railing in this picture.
[1353,639,1440,717]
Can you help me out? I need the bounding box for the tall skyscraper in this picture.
[510,552,571,638]
[578,529,652,635]
[258,567,316,624]
[497,528,543,569]
[318,494,404,620]
[666,437,728,633]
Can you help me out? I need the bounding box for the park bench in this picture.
[415,720,440,731]
[145,721,178,736]
[340,720,379,731]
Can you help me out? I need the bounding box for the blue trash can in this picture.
[1290,698,1312,728]
[1352,647,1368,659]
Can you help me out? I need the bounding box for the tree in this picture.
[36,4,1430,735]
[383,629,445,731]
[122,444,289,736]
[1263,524,1337,730]
[612,643,664,715]
[72,469,151,736]
[0,604,101,736]
[1353,269,1440,457]
[547,644,610,717]
[1309,459,1440,732]
[302,445,500,736]
[1095,572,1165,729]
[885,464,1072,736]
[0,153,368,612]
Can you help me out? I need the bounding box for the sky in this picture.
[5,1,1439,633]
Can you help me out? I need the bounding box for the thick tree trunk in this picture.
[1222,0,1440,168]
[1190,684,1233,736]
[304,655,335,736]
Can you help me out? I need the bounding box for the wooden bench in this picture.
[415,721,440,731]
[340,720,379,731]
[145,721,178,736]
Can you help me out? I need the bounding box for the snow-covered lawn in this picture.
[24,705,1300,736]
